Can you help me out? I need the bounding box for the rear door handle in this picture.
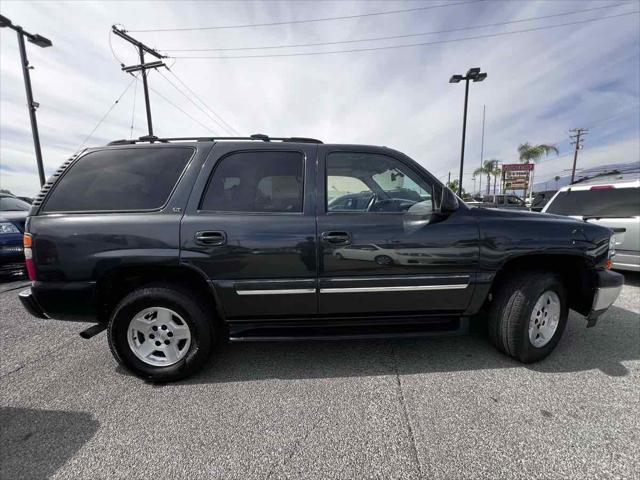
[321,231,351,245]
[195,230,227,246]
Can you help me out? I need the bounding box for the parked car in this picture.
[0,193,30,277]
[334,243,432,266]
[478,194,529,210]
[19,135,622,381]
[543,175,640,272]
[329,189,423,212]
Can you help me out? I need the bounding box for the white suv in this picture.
[543,175,640,272]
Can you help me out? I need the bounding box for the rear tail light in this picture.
[590,185,613,190]
[23,234,36,281]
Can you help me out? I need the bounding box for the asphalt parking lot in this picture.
[0,274,638,480]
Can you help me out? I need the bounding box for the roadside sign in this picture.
[503,163,534,191]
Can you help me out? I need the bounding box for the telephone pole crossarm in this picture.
[569,128,589,184]
[111,25,167,137]
[111,26,165,60]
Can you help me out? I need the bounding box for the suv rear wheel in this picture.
[107,285,216,382]
[488,271,568,363]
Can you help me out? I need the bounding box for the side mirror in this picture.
[440,187,460,214]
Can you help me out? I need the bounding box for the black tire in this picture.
[375,255,394,266]
[488,271,568,363]
[107,284,216,382]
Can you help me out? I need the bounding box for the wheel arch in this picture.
[94,263,223,323]
[490,254,595,317]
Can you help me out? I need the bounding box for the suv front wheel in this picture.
[488,271,568,363]
[107,285,216,382]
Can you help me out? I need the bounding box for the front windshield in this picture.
[0,196,31,211]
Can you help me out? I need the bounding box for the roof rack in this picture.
[107,134,323,146]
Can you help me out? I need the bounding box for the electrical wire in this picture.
[169,10,639,59]
[162,3,627,52]
[127,0,478,32]
[129,73,139,137]
[165,68,241,135]
[74,75,137,153]
[143,77,216,133]
[154,69,226,135]
[108,25,128,66]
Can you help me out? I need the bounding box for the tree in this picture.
[554,175,561,189]
[474,159,499,196]
[517,142,559,164]
[491,163,502,195]
[446,179,472,200]
[517,143,559,199]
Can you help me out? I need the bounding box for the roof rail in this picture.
[107,134,322,146]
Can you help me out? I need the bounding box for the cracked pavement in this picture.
[1,274,638,479]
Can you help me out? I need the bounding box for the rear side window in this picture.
[43,147,193,212]
[200,151,304,213]
[546,187,640,217]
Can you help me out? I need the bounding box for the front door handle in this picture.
[321,231,351,245]
[195,230,227,246]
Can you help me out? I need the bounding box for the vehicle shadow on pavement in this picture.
[182,305,640,385]
[0,407,99,480]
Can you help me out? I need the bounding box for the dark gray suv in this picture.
[19,135,622,381]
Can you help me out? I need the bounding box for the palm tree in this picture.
[518,143,559,164]
[554,175,561,189]
[517,143,559,199]
[474,159,499,196]
[492,163,502,195]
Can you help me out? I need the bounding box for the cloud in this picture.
[1,0,639,196]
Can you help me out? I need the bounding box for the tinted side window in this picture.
[200,151,304,213]
[43,147,193,212]
[546,187,640,217]
[326,152,434,214]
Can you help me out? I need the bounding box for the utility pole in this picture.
[111,26,166,137]
[569,128,588,184]
[1,15,52,186]
[448,171,451,184]
[479,105,485,197]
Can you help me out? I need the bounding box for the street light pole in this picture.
[449,67,487,197]
[1,15,52,187]
[458,78,470,198]
[16,31,46,186]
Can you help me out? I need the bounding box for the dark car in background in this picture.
[467,194,529,210]
[0,193,30,277]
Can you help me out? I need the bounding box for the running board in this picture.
[79,323,107,339]
[229,317,468,342]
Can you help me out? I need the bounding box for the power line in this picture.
[165,68,241,135]
[143,76,216,133]
[154,69,226,135]
[128,0,477,33]
[162,3,626,52]
[169,10,639,59]
[129,73,138,137]
[74,75,137,153]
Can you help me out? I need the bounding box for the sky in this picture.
[1,0,639,197]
